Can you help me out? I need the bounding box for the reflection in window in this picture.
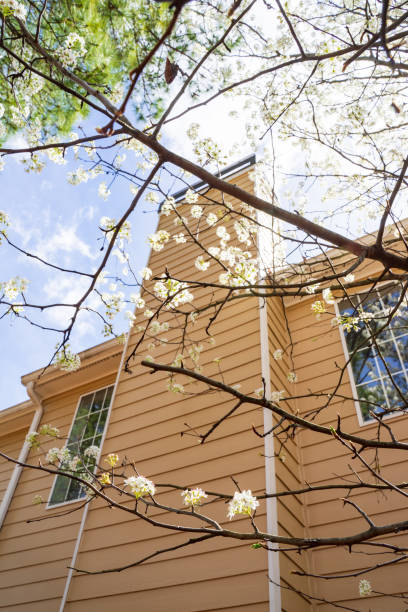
[340,286,408,422]
[48,386,114,506]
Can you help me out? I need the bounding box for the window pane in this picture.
[91,389,106,413]
[83,412,100,441]
[97,409,109,435]
[48,385,114,506]
[356,381,386,421]
[66,478,84,502]
[376,340,404,375]
[49,474,70,505]
[76,394,93,418]
[351,347,379,385]
[383,373,408,412]
[103,387,113,408]
[69,416,87,444]
[340,286,408,423]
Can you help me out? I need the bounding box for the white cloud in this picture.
[35,224,96,261]
[43,276,101,339]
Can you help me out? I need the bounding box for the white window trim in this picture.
[46,384,113,510]
[335,299,406,428]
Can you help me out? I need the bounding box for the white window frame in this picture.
[335,286,407,427]
[46,384,114,510]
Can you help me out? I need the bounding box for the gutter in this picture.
[0,381,44,529]
[59,328,132,612]
[258,295,282,611]
[255,160,282,610]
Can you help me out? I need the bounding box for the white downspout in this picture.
[59,329,132,612]
[255,160,282,610]
[0,381,44,529]
[259,299,282,611]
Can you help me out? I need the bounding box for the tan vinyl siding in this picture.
[287,293,408,610]
[0,375,116,611]
[267,297,311,611]
[65,169,272,611]
[0,430,25,506]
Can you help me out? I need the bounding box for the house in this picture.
[1,155,407,611]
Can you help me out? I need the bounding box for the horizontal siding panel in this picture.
[66,570,268,611]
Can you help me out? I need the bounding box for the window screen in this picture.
[48,385,114,506]
[339,286,408,422]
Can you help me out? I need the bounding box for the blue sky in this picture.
[0,119,159,410]
[0,100,253,410]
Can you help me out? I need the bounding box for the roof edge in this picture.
[0,399,34,423]
[159,153,256,211]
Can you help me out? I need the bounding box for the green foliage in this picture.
[0,0,195,140]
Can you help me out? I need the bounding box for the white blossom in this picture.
[67,166,89,185]
[1,276,28,301]
[343,273,355,284]
[182,488,208,507]
[273,349,283,360]
[195,255,210,271]
[25,431,39,448]
[54,347,81,372]
[359,579,372,597]
[68,456,81,472]
[185,189,198,203]
[322,288,335,305]
[0,0,27,20]
[154,278,193,308]
[130,294,145,309]
[84,445,99,460]
[148,230,170,251]
[45,447,61,464]
[58,32,86,68]
[287,371,297,383]
[174,233,187,244]
[191,205,203,218]
[140,267,152,280]
[206,212,218,226]
[39,424,60,437]
[305,282,320,294]
[98,182,111,200]
[161,197,176,216]
[228,490,259,519]
[167,379,184,393]
[124,475,155,498]
[57,447,71,464]
[271,390,285,403]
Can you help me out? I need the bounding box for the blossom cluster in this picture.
[167,379,184,393]
[148,229,170,252]
[182,488,208,507]
[0,0,27,20]
[58,33,87,68]
[153,278,193,309]
[105,453,119,467]
[1,276,28,302]
[54,346,81,372]
[358,579,372,597]
[0,210,9,242]
[124,475,155,499]
[227,490,259,519]
[271,390,285,403]
[38,424,60,437]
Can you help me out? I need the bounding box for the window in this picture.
[48,385,114,507]
[339,285,408,423]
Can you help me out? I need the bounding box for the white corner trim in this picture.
[255,165,282,611]
[59,330,132,612]
[0,382,44,529]
[259,296,282,612]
